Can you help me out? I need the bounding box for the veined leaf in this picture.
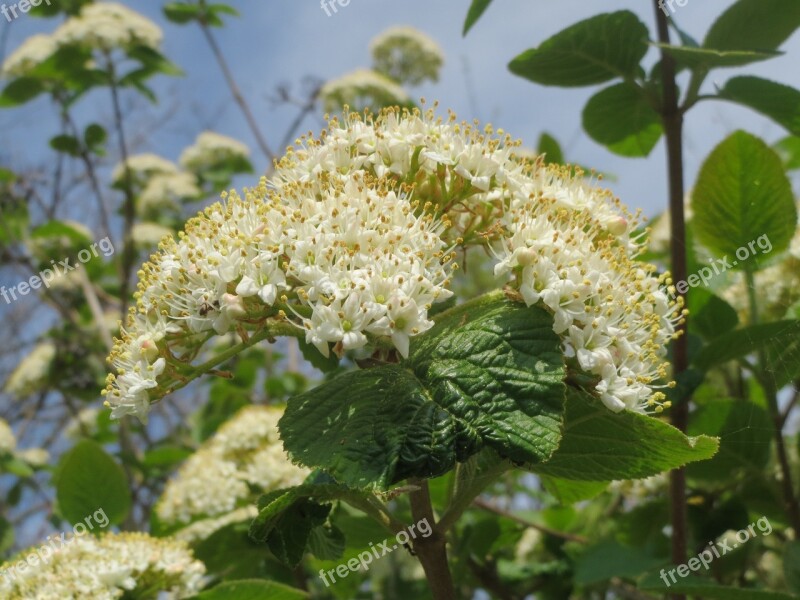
[509,11,649,87]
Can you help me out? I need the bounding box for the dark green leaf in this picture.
[532,388,718,481]
[49,134,82,156]
[774,135,800,170]
[582,82,662,157]
[651,44,780,69]
[250,486,350,567]
[163,2,202,24]
[693,320,800,372]
[56,440,130,527]
[718,77,800,136]
[0,77,47,107]
[0,516,13,554]
[193,580,308,600]
[704,0,800,58]
[639,572,796,599]
[537,132,565,165]
[84,123,107,148]
[463,0,493,35]
[688,289,739,340]
[280,294,565,488]
[574,539,664,585]
[540,477,608,504]
[307,524,346,561]
[692,131,797,263]
[687,400,772,479]
[509,11,649,87]
[30,220,92,245]
[785,541,800,594]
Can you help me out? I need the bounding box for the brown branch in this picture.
[408,479,457,600]
[653,5,690,598]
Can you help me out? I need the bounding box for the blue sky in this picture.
[2,0,799,221]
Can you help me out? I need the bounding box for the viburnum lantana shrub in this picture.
[101,106,717,594]
[104,106,684,419]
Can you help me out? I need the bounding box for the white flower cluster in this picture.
[156,405,308,541]
[275,108,681,412]
[104,169,454,419]
[0,532,205,599]
[105,107,681,419]
[722,219,800,321]
[113,154,200,219]
[0,418,16,454]
[370,26,445,86]
[0,418,49,467]
[112,153,179,187]
[1,3,161,77]
[5,342,55,398]
[1,34,57,78]
[54,2,162,52]
[179,131,251,175]
[320,68,411,114]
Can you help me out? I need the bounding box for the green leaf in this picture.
[686,400,772,480]
[0,168,15,183]
[141,446,192,469]
[0,516,13,554]
[532,388,718,481]
[0,77,47,107]
[693,320,800,372]
[692,131,797,263]
[639,572,796,599]
[280,294,566,488]
[2,457,34,478]
[193,580,308,600]
[509,11,649,87]
[574,539,664,585]
[83,123,107,149]
[307,524,346,561]
[163,2,203,24]
[582,82,662,157]
[540,477,608,504]
[704,0,800,59]
[537,132,565,165]
[688,289,739,340]
[651,44,780,69]
[718,77,800,136]
[774,135,800,170]
[56,440,130,527]
[463,0,493,35]
[126,46,183,77]
[249,485,359,567]
[30,220,92,245]
[49,134,82,156]
[785,541,800,594]
[297,338,341,374]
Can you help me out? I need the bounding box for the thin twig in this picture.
[198,20,274,163]
[473,498,588,544]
